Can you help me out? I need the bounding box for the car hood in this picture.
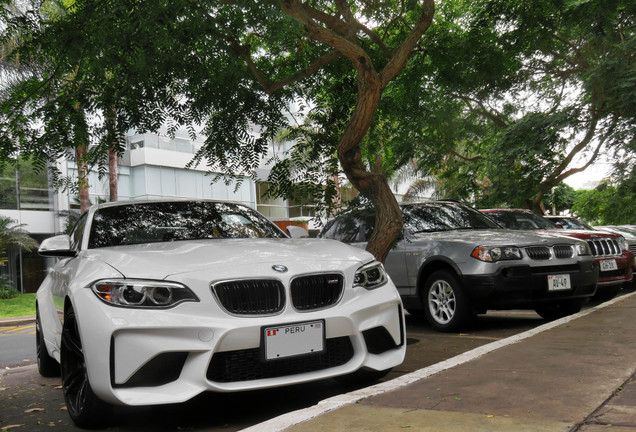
[82,238,373,279]
[542,229,620,240]
[409,229,582,246]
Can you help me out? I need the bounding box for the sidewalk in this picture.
[245,291,636,432]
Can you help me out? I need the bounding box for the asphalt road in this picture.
[0,309,547,432]
[0,323,35,369]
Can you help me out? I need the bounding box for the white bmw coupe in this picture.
[35,200,405,428]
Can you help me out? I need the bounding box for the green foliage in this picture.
[403,0,636,211]
[0,216,39,266]
[0,277,19,299]
[572,178,636,224]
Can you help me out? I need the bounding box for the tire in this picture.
[61,306,112,429]
[535,299,584,321]
[35,307,60,378]
[335,367,392,386]
[423,270,472,332]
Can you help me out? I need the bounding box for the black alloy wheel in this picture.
[61,306,112,429]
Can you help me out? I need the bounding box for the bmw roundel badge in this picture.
[272,264,288,273]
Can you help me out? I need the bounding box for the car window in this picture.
[88,201,285,248]
[320,210,375,243]
[403,203,500,233]
[551,217,593,230]
[485,211,556,230]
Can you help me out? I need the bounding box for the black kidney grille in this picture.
[291,274,344,311]
[213,279,284,315]
[206,336,354,383]
[553,245,574,259]
[526,246,551,260]
[587,239,621,257]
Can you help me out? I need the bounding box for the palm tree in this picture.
[0,216,39,267]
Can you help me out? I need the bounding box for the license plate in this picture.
[264,321,324,361]
[548,274,571,291]
[600,260,618,272]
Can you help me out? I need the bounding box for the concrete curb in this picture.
[0,316,36,327]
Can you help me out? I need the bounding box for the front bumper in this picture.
[72,282,405,406]
[595,252,634,287]
[461,260,598,310]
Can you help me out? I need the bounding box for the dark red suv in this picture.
[481,209,634,300]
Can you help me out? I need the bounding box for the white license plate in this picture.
[264,321,324,360]
[600,260,618,272]
[548,274,571,291]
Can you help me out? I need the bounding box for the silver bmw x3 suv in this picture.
[320,201,598,332]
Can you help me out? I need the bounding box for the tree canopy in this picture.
[1,0,635,261]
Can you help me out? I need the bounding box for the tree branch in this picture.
[379,0,434,87]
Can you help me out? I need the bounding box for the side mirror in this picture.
[38,235,76,257]
[287,225,309,239]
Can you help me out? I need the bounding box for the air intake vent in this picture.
[526,246,551,260]
[553,245,574,259]
[291,274,344,311]
[213,279,284,315]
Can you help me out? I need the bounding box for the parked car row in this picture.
[35,199,634,428]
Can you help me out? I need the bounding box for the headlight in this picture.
[354,262,388,290]
[471,246,522,262]
[617,236,628,252]
[92,279,199,308]
[576,242,591,256]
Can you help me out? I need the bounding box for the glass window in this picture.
[88,201,285,248]
[403,202,500,233]
[321,210,375,243]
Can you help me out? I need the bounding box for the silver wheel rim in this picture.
[428,280,456,325]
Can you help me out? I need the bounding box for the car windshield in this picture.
[403,203,500,232]
[88,201,285,248]
[549,217,594,230]
[484,211,557,230]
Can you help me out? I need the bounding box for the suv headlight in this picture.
[471,246,522,262]
[92,279,199,308]
[576,242,591,256]
[617,236,628,252]
[354,262,388,290]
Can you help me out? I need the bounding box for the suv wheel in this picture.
[423,270,472,332]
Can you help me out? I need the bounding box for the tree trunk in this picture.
[108,148,118,202]
[76,145,90,213]
[337,73,403,263]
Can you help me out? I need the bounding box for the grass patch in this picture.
[0,293,36,318]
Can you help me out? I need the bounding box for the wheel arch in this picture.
[417,257,462,293]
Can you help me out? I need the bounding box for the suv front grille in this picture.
[587,239,622,257]
[213,279,285,315]
[525,244,578,260]
[553,245,574,259]
[291,274,343,311]
[526,246,551,260]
